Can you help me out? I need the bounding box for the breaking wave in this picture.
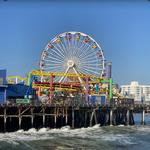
[0,125,150,149]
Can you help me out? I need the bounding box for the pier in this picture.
[0,103,150,132]
[1,31,149,132]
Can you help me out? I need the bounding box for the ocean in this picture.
[0,113,150,150]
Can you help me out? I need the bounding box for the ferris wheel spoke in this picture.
[80,58,99,65]
[53,44,66,59]
[75,36,82,48]
[80,53,99,63]
[71,37,77,57]
[46,50,64,62]
[46,41,64,59]
[44,64,63,67]
[79,46,97,59]
[78,68,92,75]
[81,67,101,76]
[73,39,79,57]
[66,38,72,59]
[45,59,63,65]
[73,46,80,59]
[45,55,64,62]
[66,38,74,60]
[81,58,101,64]
[54,39,68,58]
[78,44,91,59]
[77,44,87,58]
[58,39,69,58]
[81,65,102,72]
[80,63,100,71]
[73,36,85,57]
[75,43,88,59]
[79,48,98,60]
[44,59,64,64]
[51,43,65,58]
[46,54,64,62]
[50,45,65,60]
[77,37,87,50]
[62,38,71,59]
[79,64,102,69]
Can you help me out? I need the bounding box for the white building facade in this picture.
[121,81,150,104]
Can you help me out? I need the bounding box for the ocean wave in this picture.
[0,125,148,145]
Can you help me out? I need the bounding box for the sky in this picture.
[0,0,150,85]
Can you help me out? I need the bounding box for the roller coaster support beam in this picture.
[50,73,53,106]
[85,77,89,104]
[109,78,113,100]
[27,72,32,86]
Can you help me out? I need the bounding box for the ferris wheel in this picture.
[39,31,105,83]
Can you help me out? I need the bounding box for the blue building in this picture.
[6,83,35,99]
[0,70,7,104]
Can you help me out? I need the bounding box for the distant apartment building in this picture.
[121,81,150,104]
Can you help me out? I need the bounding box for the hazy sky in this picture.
[0,0,150,85]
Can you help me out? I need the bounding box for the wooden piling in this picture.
[94,110,98,124]
[19,108,22,129]
[42,107,45,127]
[31,107,34,128]
[141,109,145,125]
[110,109,113,126]
[4,108,6,132]
[126,109,129,126]
[90,109,95,127]
[72,107,74,128]
[54,107,57,128]
[65,106,68,125]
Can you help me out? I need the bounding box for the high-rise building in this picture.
[121,81,150,104]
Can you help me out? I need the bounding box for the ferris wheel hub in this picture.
[67,60,75,68]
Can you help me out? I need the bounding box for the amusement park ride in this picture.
[8,32,113,105]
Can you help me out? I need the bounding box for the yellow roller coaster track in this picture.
[7,76,27,83]
[32,84,80,92]
[31,70,103,80]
